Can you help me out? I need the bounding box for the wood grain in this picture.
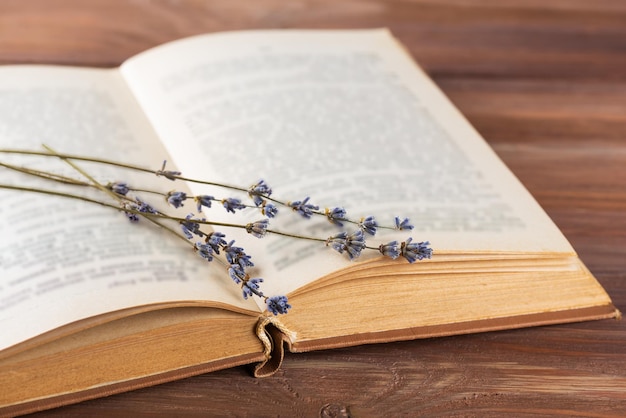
[1,0,625,416]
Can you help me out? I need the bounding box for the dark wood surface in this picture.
[2,1,625,416]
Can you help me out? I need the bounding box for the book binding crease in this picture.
[253,316,296,377]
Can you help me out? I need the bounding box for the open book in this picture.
[0,29,618,416]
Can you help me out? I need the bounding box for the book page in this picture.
[0,67,259,351]
[120,29,575,299]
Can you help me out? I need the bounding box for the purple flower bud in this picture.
[195,195,214,212]
[359,216,378,235]
[242,277,264,299]
[379,241,400,259]
[325,207,347,226]
[167,191,187,208]
[246,219,270,238]
[401,238,432,263]
[110,182,130,196]
[289,197,319,219]
[266,295,291,315]
[262,203,278,218]
[395,216,414,231]
[222,197,246,213]
[249,180,272,206]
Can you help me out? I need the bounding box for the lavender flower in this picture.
[345,230,366,259]
[326,230,366,260]
[379,240,400,259]
[226,242,257,284]
[325,207,346,226]
[246,219,270,238]
[358,216,378,235]
[242,277,264,299]
[401,238,432,263]
[157,160,181,180]
[124,211,139,222]
[223,240,254,270]
[326,232,347,250]
[194,242,214,262]
[262,202,278,218]
[228,265,246,284]
[249,180,272,206]
[236,253,255,270]
[288,197,319,219]
[109,181,129,196]
[135,198,158,215]
[206,232,227,253]
[223,240,245,262]
[222,197,246,213]
[181,213,204,239]
[167,191,187,208]
[195,195,214,212]
[123,197,158,222]
[266,295,291,315]
[395,217,414,231]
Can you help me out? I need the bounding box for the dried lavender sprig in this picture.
[288,199,415,235]
[109,185,263,216]
[0,183,363,256]
[1,180,431,266]
[0,181,422,313]
[0,164,427,264]
[48,148,287,312]
[151,203,430,264]
[251,225,432,264]
[186,223,286,313]
[2,151,290,314]
[196,240,288,314]
[0,148,251,192]
[0,157,271,228]
[1,149,411,232]
[41,146,193,248]
[3,149,430,265]
[0,159,275,226]
[0,166,260,234]
[0,182,282,238]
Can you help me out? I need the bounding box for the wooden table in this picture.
[2,1,625,416]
